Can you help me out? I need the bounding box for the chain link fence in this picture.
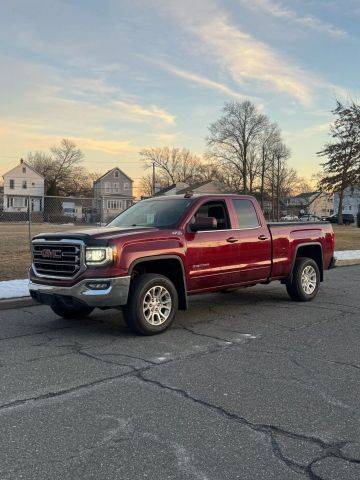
[0,195,131,281]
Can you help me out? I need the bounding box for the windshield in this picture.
[108,198,193,228]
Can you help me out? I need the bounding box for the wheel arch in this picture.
[289,242,324,282]
[128,255,188,310]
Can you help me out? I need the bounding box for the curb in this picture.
[336,258,360,267]
[0,297,37,311]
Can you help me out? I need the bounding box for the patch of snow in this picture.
[0,279,29,299]
[335,250,360,260]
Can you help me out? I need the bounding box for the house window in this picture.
[114,182,120,192]
[25,197,28,207]
[22,180,27,189]
[9,179,14,189]
[107,200,124,210]
[105,182,111,193]
[22,167,26,174]
[124,182,129,190]
[114,170,119,178]
[13,197,25,207]
[7,197,14,207]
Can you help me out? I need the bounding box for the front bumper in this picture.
[29,276,131,308]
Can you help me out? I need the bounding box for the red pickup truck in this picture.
[29,194,335,335]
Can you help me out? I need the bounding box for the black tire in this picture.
[286,257,320,302]
[51,300,94,319]
[123,273,178,335]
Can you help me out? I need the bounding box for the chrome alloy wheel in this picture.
[300,265,317,295]
[143,285,172,325]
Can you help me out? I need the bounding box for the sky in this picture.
[0,0,359,195]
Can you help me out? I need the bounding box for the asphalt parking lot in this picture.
[0,266,359,480]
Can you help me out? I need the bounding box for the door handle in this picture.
[226,237,238,243]
[258,234,268,240]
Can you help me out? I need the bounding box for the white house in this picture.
[62,200,83,220]
[2,159,44,213]
[333,186,360,217]
[308,192,333,218]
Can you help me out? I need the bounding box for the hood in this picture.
[32,226,158,244]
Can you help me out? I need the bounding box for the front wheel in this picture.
[286,257,320,302]
[123,273,178,335]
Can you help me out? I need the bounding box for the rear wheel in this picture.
[286,257,320,302]
[51,300,94,319]
[123,273,178,335]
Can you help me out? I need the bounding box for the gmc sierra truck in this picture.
[29,194,335,335]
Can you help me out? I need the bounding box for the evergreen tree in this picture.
[318,101,360,224]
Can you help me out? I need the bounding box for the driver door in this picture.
[185,199,240,292]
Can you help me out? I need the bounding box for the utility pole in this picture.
[152,161,156,196]
[28,195,32,251]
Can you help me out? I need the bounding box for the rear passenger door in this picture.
[185,199,242,292]
[229,199,272,282]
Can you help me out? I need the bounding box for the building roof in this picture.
[94,167,133,184]
[2,159,45,179]
[177,181,216,194]
[154,184,177,196]
[293,191,318,199]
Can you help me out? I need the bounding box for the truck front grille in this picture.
[32,241,83,279]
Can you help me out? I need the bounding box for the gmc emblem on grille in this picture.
[41,248,62,259]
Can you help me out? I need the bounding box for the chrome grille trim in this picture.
[31,239,86,280]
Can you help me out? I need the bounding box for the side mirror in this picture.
[190,216,217,232]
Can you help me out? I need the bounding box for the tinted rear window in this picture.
[232,199,259,228]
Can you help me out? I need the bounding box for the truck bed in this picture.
[267,221,335,279]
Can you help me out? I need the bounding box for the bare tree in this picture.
[27,139,84,195]
[318,100,360,224]
[264,141,292,220]
[258,123,281,209]
[139,173,168,197]
[140,147,204,186]
[207,101,268,194]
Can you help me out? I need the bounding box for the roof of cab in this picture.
[141,193,255,201]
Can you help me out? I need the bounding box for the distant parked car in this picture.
[299,214,321,222]
[326,214,355,225]
[280,215,299,221]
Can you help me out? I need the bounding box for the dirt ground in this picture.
[0,223,93,281]
[0,222,359,281]
[333,224,360,251]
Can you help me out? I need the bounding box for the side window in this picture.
[232,199,259,228]
[193,201,230,230]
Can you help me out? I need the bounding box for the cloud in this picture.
[246,0,347,38]
[196,16,313,105]
[153,0,316,105]
[0,118,140,156]
[153,60,248,100]
[113,100,175,124]
[284,122,331,140]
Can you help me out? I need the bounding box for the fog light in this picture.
[86,282,110,290]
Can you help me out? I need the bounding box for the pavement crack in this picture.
[180,326,233,344]
[135,371,360,478]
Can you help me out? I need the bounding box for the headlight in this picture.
[85,247,114,266]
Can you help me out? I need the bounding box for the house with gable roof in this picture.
[2,159,44,213]
[93,167,134,222]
